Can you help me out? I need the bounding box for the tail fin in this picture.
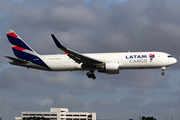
[5,30,39,61]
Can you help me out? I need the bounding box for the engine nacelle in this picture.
[105,62,119,74]
[98,62,120,74]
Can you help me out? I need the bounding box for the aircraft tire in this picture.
[161,72,165,76]
[92,74,96,79]
[87,72,91,78]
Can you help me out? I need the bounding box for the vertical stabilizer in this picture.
[5,30,50,70]
[5,30,39,61]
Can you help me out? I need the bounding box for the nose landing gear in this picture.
[161,67,166,76]
[86,71,96,79]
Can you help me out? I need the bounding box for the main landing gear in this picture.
[161,67,166,76]
[86,71,96,79]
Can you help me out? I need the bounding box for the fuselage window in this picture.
[168,55,173,58]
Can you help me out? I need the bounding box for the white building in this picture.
[15,108,96,120]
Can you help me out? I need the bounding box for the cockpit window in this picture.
[168,55,173,58]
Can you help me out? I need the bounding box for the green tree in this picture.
[142,116,156,120]
[142,116,146,120]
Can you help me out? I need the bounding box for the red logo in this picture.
[149,54,155,62]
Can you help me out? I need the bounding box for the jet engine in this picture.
[98,62,120,74]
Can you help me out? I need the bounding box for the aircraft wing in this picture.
[51,34,104,66]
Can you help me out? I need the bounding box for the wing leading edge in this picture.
[51,34,104,66]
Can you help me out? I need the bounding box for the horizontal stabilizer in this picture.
[4,56,29,63]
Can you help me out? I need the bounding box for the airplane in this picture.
[5,30,177,79]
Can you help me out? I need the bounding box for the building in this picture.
[15,108,96,120]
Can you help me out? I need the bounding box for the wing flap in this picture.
[51,34,103,66]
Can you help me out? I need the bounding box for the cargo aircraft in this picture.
[5,30,177,79]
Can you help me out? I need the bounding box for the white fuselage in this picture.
[5,30,177,79]
[38,51,177,71]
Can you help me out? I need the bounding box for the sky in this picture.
[1,0,180,120]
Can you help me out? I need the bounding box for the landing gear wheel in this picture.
[161,72,165,76]
[86,71,96,79]
[161,67,166,76]
[87,72,91,78]
[91,74,96,80]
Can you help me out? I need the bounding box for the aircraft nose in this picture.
[173,58,177,64]
[168,57,177,65]
[170,57,177,64]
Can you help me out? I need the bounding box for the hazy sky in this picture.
[1,0,180,120]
